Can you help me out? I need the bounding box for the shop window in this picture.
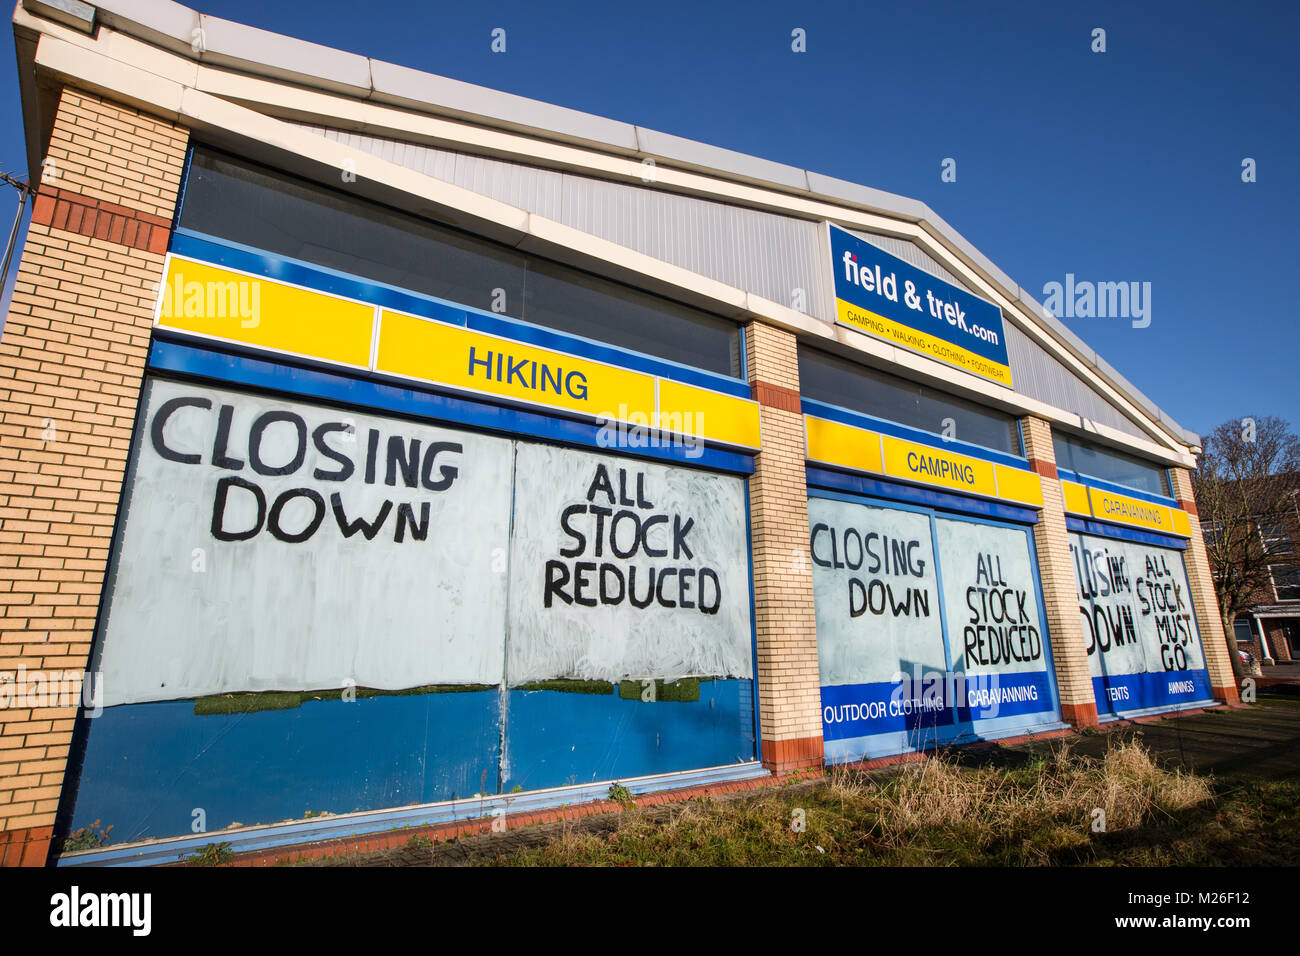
[1270,564,1300,601]
[1070,530,1212,714]
[178,147,742,378]
[1052,433,1170,497]
[798,347,1021,455]
[1258,516,1293,555]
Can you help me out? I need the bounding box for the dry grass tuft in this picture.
[492,740,1224,867]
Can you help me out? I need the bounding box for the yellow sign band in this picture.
[1059,480,1191,537]
[156,256,374,368]
[377,309,657,423]
[1061,479,1091,517]
[152,255,761,450]
[805,415,1042,508]
[836,299,1013,387]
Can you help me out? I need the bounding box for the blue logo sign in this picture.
[829,224,1012,386]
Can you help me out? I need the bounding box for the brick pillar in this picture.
[1020,418,1098,728]
[0,87,188,864]
[1167,468,1240,703]
[745,322,823,772]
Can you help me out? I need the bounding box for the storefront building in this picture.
[0,0,1238,865]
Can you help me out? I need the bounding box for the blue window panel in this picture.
[502,680,755,792]
[65,691,502,846]
[809,482,1064,765]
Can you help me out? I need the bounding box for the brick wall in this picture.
[1168,468,1240,702]
[0,87,188,865]
[744,322,823,770]
[1020,417,1098,727]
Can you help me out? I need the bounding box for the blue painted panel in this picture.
[147,339,755,475]
[502,680,755,791]
[1092,669,1213,716]
[65,690,501,845]
[953,670,1056,722]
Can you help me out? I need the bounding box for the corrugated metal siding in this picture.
[296,123,834,319]
[291,122,1150,439]
[1003,322,1146,438]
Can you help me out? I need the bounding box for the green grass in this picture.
[513,680,615,695]
[482,740,1300,867]
[193,683,494,715]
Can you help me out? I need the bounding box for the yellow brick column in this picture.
[1167,468,1240,703]
[0,87,188,865]
[1020,418,1098,727]
[744,322,823,772]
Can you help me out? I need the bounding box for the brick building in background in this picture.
[1206,486,1300,664]
[0,0,1238,866]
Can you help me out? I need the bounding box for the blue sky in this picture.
[1,0,1295,440]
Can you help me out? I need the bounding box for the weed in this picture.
[63,819,114,852]
[186,842,234,866]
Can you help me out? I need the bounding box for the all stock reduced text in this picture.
[544,464,723,614]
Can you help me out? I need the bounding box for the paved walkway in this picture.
[1261,663,1300,682]
[307,693,1300,866]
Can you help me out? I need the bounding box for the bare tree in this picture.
[1192,415,1300,678]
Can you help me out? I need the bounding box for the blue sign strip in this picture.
[821,669,1054,742]
[952,670,1055,722]
[820,680,956,741]
[1092,669,1212,714]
